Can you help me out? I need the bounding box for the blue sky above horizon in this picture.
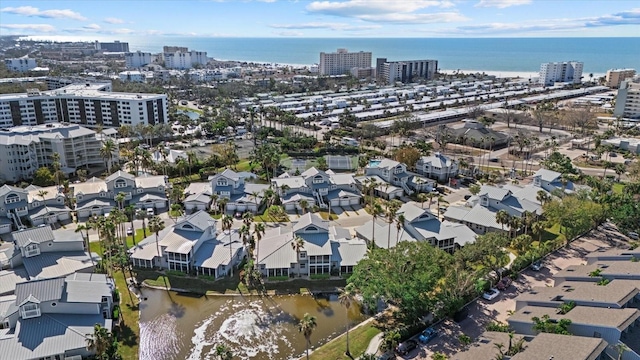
[0,0,639,39]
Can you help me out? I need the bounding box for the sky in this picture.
[0,0,639,39]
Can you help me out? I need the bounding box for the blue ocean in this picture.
[124,37,639,74]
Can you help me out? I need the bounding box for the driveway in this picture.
[400,223,627,359]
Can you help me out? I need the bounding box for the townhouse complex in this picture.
[0,81,168,129]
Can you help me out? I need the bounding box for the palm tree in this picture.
[381,330,401,353]
[124,205,136,244]
[522,211,535,235]
[532,221,546,243]
[417,193,428,209]
[253,222,266,270]
[298,313,318,360]
[75,224,94,268]
[536,190,550,206]
[170,203,184,221]
[148,216,165,268]
[291,235,305,278]
[385,203,399,249]
[436,195,449,217]
[395,213,405,246]
[86,324,117,358]
[214,343,233,360]
[509,216,522,239]
[136,209,148,239]
[222,214,234,276]
[100,138,117,174]
[338,285,357,357]
[299,199,309,214]
[37,189,48,203]
[210,193,219,214]
[496,210,510,233]
[370,203,383,249]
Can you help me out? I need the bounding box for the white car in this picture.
[146,208,155,216]
[483,288,500,301]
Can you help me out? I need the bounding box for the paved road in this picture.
[387,223,630,359]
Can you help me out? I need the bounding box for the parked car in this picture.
[464,194,472,200]
[496,277,512,290]
[609,152,618,157]
[531,260,542,271]
[395,339,418,355]
[126,228,133,236]
[418,327,438,343]
[483,288,500,301]
[628,232,639,240]
[234,211,243,219]
[146,208,155,216]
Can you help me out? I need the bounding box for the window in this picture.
[313,176,324,184]
[299,251,307,259]
[21,303,40,319]
[115,179,127,188]
[0,319,9,329]
[182,224,194,230]
[5,193,19,204]
[305,226,318,232]
[217,179,228,186]
[51,302,57,307]
[394,166,403,174]
[25,243,40,258]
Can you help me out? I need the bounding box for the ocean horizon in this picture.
[25,36,640,75]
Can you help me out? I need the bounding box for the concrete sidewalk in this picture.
[365,332,383,355]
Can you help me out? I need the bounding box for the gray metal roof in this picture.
[533,168,561,182]
[105,170,135,182]
[479,185,511,200]
[15,278,65,305]
[0,184,27,197]
[193,240,243,270]
[0,314,110,360]
[0,295,18,318]
[510,333,607,360]
[12,227,56,248]
[175,210,216,232]
[331,240,368,267]
[22,252,97,280]
[292,213,329,233]
[509,305,640,331]
[0,268,29,296]
[63,273,111,304]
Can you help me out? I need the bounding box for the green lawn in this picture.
[612,183,625,194]
[177,105,202,114]
[235,160,254,171]
[89,227,150,255]
[112,271,139,360]
[319,211,339,220]
[309,321,381,360]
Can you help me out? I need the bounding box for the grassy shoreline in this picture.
[309,320,381,360]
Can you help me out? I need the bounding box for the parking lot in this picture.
[390,223,629,359]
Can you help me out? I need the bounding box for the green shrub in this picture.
[268,276,289,281]
[166,270,186,277]
[486,321,510,333]
[310,274,331,280]
[112,306,120,319]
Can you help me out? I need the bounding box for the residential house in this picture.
[448,120,510,149]
[257,213,367,278]
[0,185,30,233]
[129,210,245,277]
[272,168,361,212]
[532,168,581,194]
[415,152,459,183]
[443,184,542,234]
[586,248,640,264]
[453,332,610,360]
[515,280,640,311]
[554,262,640,284]
[508,305,640,356]
[26,185,72,227]
[0,273,114,360]
[10,226,98,280]
[210,169,268,214]
[355,202,476,253]
[72,171,169,219]
[183,182,212,212]
[361,158,435,197]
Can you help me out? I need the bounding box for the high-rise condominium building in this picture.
[319,48,372,76]
[605,69,636,88]
[125,51,155,68]
[95,40,129,52]
[614,77,640,119]
[0,82,168,129]
[4,58,37,72]
[376,58,438,84]
[163,50,208,69]
[163,46,189,53]
[539,61,584,86]
[0,123,118,182]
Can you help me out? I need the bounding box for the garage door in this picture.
[349,197,359,206]
[330,199,340,207]
[284,203,295,211]
[58,213,70,221]
[339,198,350,207]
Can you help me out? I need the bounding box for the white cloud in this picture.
[270,22,381,31]
[306,0,462,24]
[0,23,56,32]
[475,0,532,8]
[103,17,124,24]
[83,23,101,30]
[0,6,87,21]
[273,30,304,36]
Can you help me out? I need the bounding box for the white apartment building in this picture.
[4,58,37,72]
[163,50,208,69]
[605,68,636,88]
[614,77,640,119]
[119,71,146,83]
[376,58,438,84]
[0,123,118,182]
[539,61,584,86]
[0,82,168,129]
[125,51,154,68]
[319,48,372,76]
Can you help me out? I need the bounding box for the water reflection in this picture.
[139,289,365,360]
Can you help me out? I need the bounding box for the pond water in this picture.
[177,109,201,120]
[138,288,365,360]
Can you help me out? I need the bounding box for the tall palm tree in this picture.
[100,139,117,174]
[253,222,266,270]
[522,211,535,235]
[496,210,510,233]
[436,195,449,217]
[86,324,116,358]
[37,189,48,203]
[385,203,399,249]
[298,313,318,360]
[124,205,136,244]
[210,193,219,214]
[509,216,522,239]
[299,199,309,214]
[136,209,148,239]
[291,235,305,278]
[75,224,94,268]
[536,190,550,206]
[338,286,357,357]
[532,221,546,243]
[221,214,234,276]
[370,203,383,249]
[395,213,405,246]
[417,193,428,209]
[148,216,165,268]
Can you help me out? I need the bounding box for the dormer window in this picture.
[305,226,318,232]
[33,201,40,207]
[100,192,106,198]
[394,166,403,174]
[480,196,488,207]
[20,303,40,319]
[115,179,127,188]
[313,176,324,184]
[5,193,19,204]
[182,224,194,230]
[217,179,228,186]
[77,194,83,201]
[25,243,40,258]
[0,319,9,329]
